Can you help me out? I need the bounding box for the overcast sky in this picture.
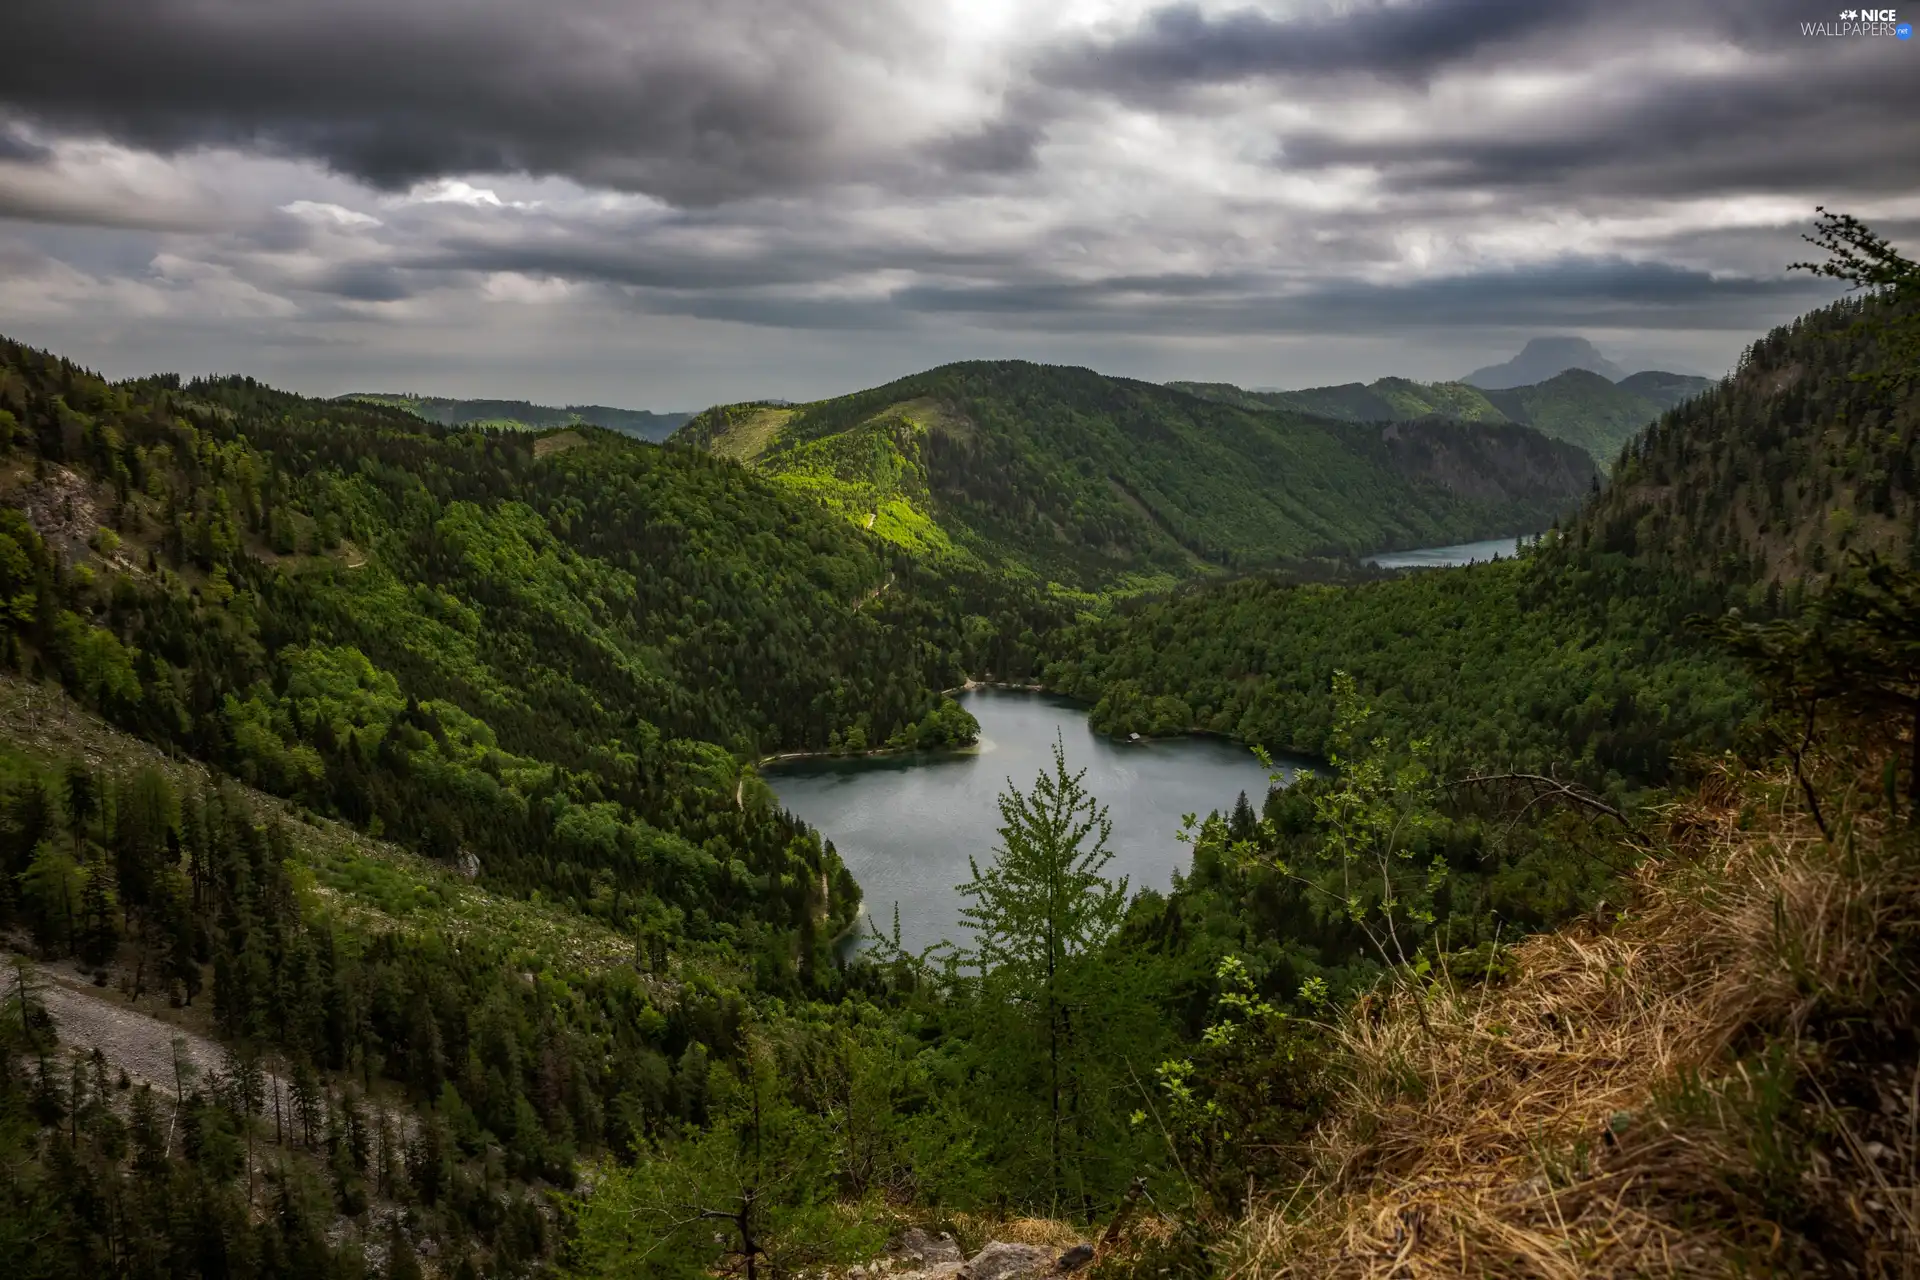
[1,0,1915,409]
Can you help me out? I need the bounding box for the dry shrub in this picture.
[1223,757,1919,1278]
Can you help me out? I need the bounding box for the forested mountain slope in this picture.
[1043,556,1753,795]
[0,337,1063,940]
[678,360,1595,591]
[1480,368,1694,467]
[1572,293,1919,583]
[1211,227,1920,1278]
[0,332,1078,1275]
[1171,367,1715,469]
[1047,295,1914,787]
[1050,285,1918,794]
[344,392,692,440]
[1167,376,1509,424]
[1616,368,1719,408]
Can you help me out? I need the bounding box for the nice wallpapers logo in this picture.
[1803,7,1913,35]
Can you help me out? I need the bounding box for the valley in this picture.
[2,216,1916,1280]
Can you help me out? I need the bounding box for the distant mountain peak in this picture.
[1464,337,1624,390]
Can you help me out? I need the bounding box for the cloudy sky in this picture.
[1,0,1916,409]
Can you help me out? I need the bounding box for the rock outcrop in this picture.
[849,1232,1090,1280]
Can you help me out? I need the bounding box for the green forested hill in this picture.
[343,392,692,440]
[0,334,1075,1274]
[1043,555,1755,795]
[0,339,1058,934]
[1168,376,1509,424]
[1481,368,1682,468]
[1047,287,1918,788]
[677,360,1595,591]
[1173,367,1715,469]
[1616,368,1720,409]
[1572,294,1918,583]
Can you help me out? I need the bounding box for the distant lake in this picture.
[1367,534,1538,569]
[765,689,1308,955]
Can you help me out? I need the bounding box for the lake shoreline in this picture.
[764,687,1286,954]
[756,741,983,768]
[758,682,1074,769]
[939,678,1049,696]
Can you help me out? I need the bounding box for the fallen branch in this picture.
[1447,771,1652,868]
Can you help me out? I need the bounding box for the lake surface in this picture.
[1367,534,1537,569]
[765,689,1304,955]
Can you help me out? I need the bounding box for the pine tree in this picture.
[64,761,97,845]
[957,737,1128,1203]
[77,856,119,967]
[385,1220,424,1280]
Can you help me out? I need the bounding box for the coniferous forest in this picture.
[3,213,1918,1278]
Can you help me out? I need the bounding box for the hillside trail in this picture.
[854,572,895,610]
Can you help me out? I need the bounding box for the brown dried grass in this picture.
[939,1211,1088,1256]
[1222,758,1920,1279]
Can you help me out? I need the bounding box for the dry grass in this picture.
[943,1212,1087,1253]
[1223,758,1919,1278]
[532,429,587,458]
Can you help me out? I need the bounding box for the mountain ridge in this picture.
[678,358,1597,590]
[1170,365,1715,468]
[341,391,692,440]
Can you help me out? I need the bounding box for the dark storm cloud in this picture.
[891,258,1829,335]
[1041,0,1824,96]
[1032,0,1920,243]
[412,229,863,294]
[389,198,1075,296]
[0,0,937,204]
[1040,0,1614,94]
[314,262,417,304]
[2,0,1908,404]
[1274,44,1920,200]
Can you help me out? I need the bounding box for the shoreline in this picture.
[756,739,984,768]
[757,680,1058,768]
[938,678,1048,696]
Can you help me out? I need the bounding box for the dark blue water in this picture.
[1367,534,1537,569]
[765,689,1307,954]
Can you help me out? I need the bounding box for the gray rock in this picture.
[959,1242,1053,1280]
[896,1228,964,1266]
[1055,1243,1094,1272]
